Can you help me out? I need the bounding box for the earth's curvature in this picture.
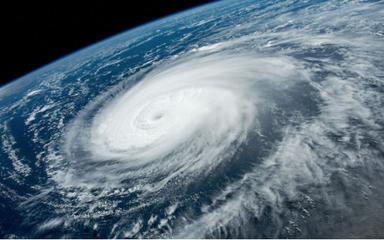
[1,0,384,238]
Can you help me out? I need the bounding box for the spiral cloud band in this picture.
[66,53,305,191]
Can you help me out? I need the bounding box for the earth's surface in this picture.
[1,0,384,238]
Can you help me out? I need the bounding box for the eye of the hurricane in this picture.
[152,113,163,120]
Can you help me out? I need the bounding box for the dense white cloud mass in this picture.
[65,53,308,191]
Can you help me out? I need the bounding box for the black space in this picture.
[1,1,214,86]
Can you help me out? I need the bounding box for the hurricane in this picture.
[0,0,383,238]
[64,53,306,189]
